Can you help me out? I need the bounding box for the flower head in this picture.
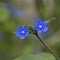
[16,26,29,39]
[34,18,48,33]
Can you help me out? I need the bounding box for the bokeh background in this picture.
[0,0,60,60]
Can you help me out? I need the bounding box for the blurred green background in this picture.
[0,0,60,60]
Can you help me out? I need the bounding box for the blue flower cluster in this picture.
[34,18,48,33]
[16,18,48,40]
[16,26,29,39]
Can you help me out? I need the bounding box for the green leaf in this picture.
[14,53,56,60]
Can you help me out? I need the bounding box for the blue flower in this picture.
[34,18,48,33]
[16,26,29,39]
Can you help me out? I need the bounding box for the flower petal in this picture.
[37,30,42,33]
[43,20,47,25]
[17,26,23,31]
[36,20,42,24]
[19,35,25,40]
[24,26,29,31]
[43,27,48,32]
[16,31,20,37]
[24,32,29,37]
[36,18,42,22]
[34,24,38,30]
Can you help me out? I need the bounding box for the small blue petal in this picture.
[36,20,42,24]
[24,32,29,37]
[37,29,42,33]
[36,18,43,23]
[42,27,48,32]
[19,36,25,40]
[34,24,38,30]
[36,18,42,22]
[17,26,23,30]
[16,31,20,37]
[42,20,47,25]
[24,26,29,31]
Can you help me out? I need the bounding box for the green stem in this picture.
[35,32,59,60]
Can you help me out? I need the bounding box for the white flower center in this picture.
[39,25,42,28]
[21,31,25,34]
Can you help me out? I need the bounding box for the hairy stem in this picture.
[35,32,59,60]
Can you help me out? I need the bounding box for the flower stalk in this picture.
[35,31,59,60]
[15,17,59,60]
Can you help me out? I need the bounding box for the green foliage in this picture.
[0,4,9,22]
[0,0,60,60]
[14,53,56,60]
